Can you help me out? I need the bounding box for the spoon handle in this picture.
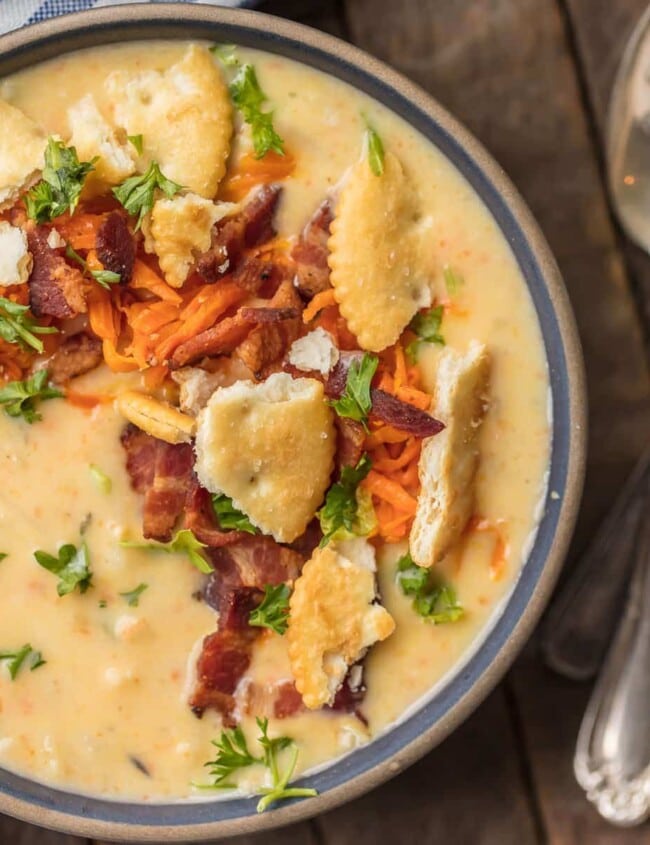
[574,490,650,826]
[542,446,650,680]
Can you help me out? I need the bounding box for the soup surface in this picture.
[0,41,550,802]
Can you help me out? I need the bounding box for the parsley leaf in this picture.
[119,582,148,607]
[25,138,96,223]
[65,244,121,289]
[127,134,144,155]
[113,161,182,230]
[210,43,241,68]
[318,453,376,547]
[443,264,464,296]
[407,305,445,361]
[229,64,285,159]
[34,542,93,597]
[89,464,112,494]
[121,529,213,574]
[0,370,63,424]
[0,297,58,354]
[330,353,378,428]
[0,644,46,679]
[249,583,291,635]
[364,119,385,177]
[202,717,317,812]
[396,552,464,624]
[211,494,258,534]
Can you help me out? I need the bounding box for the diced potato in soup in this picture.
[0,41,549,803]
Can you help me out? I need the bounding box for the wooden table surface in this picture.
[3,0,650,842]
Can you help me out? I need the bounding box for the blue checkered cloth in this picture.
[0,0,256,35]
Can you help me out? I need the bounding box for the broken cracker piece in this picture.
[0,98,46,208]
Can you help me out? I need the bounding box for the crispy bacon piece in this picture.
[370,389,444,437]
[46,332,103,384]
[142,442,194,542]
[335,416,365,472]
[292,199,333,300]
[195,185,281,283]
[27,225,87,318]
[330,666,367,720]
[231,255,283,296]
[235,279,302,378]
[120,425,157,493]
[96,212,135,283]
[242,680,304,719]
[288,519,323,559]
[189,588,262,724]
[184,480,249,547]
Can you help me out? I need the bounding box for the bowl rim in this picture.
[0,5,587,841]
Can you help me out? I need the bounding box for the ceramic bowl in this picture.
[0,5,587,841]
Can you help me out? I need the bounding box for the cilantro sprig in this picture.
[212,494,258,534]
[396,552,463,624]
[25,138,96,223]
[0,644,45,679]
[202,717,317,813]
[229,64,285,159]
[113,161,182,230]
[0,370,63,424]
[34,542,93,597]
[65,244,121,290]
[0,297,58,354]
[407,305,445,361]
[121,528,213,574]
[119,583,148,607]
[249,583,291,635]
[330,353,378,429]
[318,453,376,547]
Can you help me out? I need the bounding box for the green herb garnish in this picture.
[210,43,241,68]
[364,119,385,177]
[0,370,63,424]
[119,583,148,608]
[407,305,445,360]
[65,244,121,289]
[396,552,463,624]
[202,717,317,813]
[121,529,212,574]
[0,297,58,354]
[127,134,144,155]
[318,453,376,547]
[25,138,96,223]
[34,542,92,597]
[0,644,46,679]
[330,353,378,428]
[211,494,258,534]
[113,160,182,230]
[229,64,285,159]
[89,464,112,494]
[0,553,7,563]
[249,583,291,635]
[443,264,463,296]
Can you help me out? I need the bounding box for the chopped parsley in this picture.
[0,296,58,354]
[0,370,63,424]
[229,64,285,159]
[89,464,112,494]
[211,494,257,534]
[407,305,445,360]
[443,264,464,296]
[396,552,464,624]
[364,119,385,177]
[330,353,378,429]
[121,529,213,574]
[0,644,46,679]
[127,134,144,155]
[210,43,240,68]
[25,138,96,223]
[202,717,317,813]
[249,583,291,635]
[34,542,93,597]
[318,453,376,547]
[119,583,148,608]
[113,160,182,230]
[65,244,121,289]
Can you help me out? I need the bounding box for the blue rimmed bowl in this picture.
[0,5,587,841]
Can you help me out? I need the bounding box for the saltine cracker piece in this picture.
[328,150,434,352]
[142,194,235,288]
[0,98,46,208]
[67,94,136,192]
[194,373,335,543]
[105,45,232,198]
[410,340,490,567]
[0,222,32,286]
[287,538,395,709]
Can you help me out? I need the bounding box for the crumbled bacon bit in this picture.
[171,314,255,369]
[242,680,304,720]
[96,212,136,283]
[292,199,333,300]
[370,388,444,437]
[335,416,365,472]
[45,332,103,384]
[142,441,194,542]
[27,225,88,319]
[184,480,249,547]
[120,425,157,494]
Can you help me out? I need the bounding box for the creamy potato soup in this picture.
[0,41,549,804]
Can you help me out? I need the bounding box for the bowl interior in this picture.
[0,6,586,841]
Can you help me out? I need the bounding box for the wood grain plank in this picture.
[94,821,317,845]
[0,814,87,845]
[315,688,540,845]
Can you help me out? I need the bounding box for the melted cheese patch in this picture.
[287,539,395,709]
[410,340,490,566]
[105,45,232,198]
[194,373,335,542]
[328,150,434,352]
[0,98,46,207]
